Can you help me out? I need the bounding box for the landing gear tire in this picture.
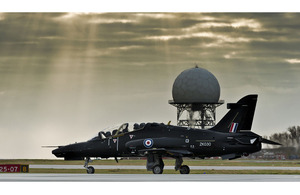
[87,166,95,174]
[152,165,163,174]
[179,165,190,174]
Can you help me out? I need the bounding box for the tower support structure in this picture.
[168,100,224,129]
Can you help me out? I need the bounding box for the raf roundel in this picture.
[143,138,154,148]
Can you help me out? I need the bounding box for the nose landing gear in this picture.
[84,157,95,174]
[87,166,95,174]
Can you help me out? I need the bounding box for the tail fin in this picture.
[210,94,258,133]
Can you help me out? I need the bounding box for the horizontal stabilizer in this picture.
[235,137,257,145]
[261,138,281,145]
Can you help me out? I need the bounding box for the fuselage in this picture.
[52,122,262,160]
[51,95,282,175]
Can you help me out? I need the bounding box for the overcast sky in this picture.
[1,13,300,159]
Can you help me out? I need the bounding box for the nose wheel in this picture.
[87,166,95,174]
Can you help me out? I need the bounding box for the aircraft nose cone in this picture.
[52,147,64,157]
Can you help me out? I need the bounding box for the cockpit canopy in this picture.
[88,122,146,141]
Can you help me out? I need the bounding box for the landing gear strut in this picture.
[146,154,164,174]
[175,157,190,174]
[84,157,95,174]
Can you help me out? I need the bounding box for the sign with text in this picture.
[0,164,29,173]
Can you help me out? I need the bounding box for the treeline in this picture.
[269,126,300,147]
[263,126,300,158]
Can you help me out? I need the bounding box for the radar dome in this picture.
[172,67,220,103]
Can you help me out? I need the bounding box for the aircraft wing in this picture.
[138,148,193,157]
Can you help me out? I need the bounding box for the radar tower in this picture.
[169,67,224,129]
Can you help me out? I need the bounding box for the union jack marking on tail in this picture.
[229,122,238,133]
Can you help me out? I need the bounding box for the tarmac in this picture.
[1,165,300,182]
[1,173,300,182]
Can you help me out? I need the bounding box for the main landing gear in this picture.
[175,157,190,174]
[146,154,165,174]
[84,157,95,174]
[146,154,190,174]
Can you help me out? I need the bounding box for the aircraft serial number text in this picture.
[199,142,212,147]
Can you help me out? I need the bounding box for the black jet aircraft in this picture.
[52,94,280,174]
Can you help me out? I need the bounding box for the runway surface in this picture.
[1,164,298,182]
[1,173,300,182]
[30,164,300,170]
